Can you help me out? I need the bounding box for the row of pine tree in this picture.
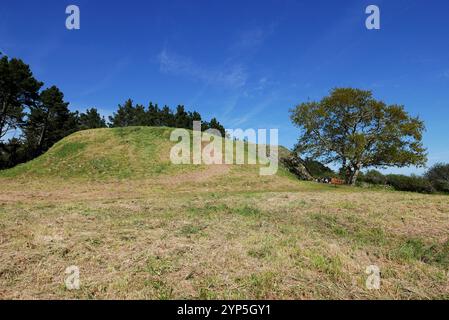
[0,54,225,169]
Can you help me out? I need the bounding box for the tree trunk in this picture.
[37,110,50,151]
[0,100,9,139]
[348,165,361,186]
[37,125,46,149]
[341,158,350,183]
[344,167,352,185]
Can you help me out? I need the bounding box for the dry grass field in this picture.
[0,127,448,299]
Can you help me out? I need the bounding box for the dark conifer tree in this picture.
[174,105,189,128]
[109,99,135,127]
[23,86,78,156]
[207,117,226,136]
[0,54,42,141]
[146,102,161,126]
[79,108,107,130]
[160,105,175,127]
[133,104,147,126]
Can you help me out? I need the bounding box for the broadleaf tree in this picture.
[290,88,427,185]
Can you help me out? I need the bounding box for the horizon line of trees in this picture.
[0,53,225,170]
[358,164,449,194]
[108,99,225,135]
[299,158,449,194]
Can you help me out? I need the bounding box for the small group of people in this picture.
[316,177,332,184]
[315,177,346,185]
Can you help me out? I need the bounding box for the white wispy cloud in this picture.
[253,77,280,92]
[156,24,276,91]
[228,91,281,127]
[157,49,247,89]
[157,25,278,125]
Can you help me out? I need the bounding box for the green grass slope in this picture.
[0,126,295,181]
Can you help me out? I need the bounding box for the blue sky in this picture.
[1,0,448,174]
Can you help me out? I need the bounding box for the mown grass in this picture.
[0,186,447,299]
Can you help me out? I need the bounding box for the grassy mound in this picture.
[1,127,191,179]
[0,126,293,181]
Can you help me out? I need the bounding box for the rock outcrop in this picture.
[280,155,314,181]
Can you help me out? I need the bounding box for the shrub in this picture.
[386,174,435,194]
[360,170,386,185]
[425,163,449,193]
[303,158,335,178]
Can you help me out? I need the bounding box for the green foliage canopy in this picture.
[290,88,427,184]
[79,108,107,130]
[0,55,42,140]
[425,163,449,193]
[24,86,78,155]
